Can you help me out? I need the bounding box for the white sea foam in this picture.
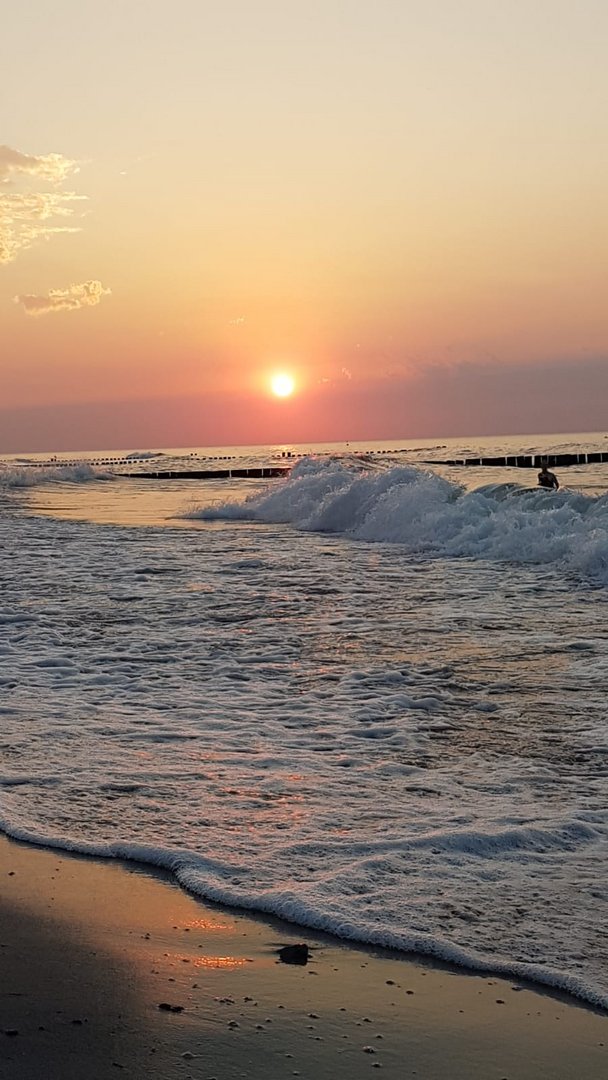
[2,452,608,1009]
[188,458,608,584]
[0,463,108,488]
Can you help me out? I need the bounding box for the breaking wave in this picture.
[0,464,110,488]
[186,457,608,584]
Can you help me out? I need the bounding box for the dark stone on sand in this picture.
[157,1002,184,1013]
[4,1030,19,1037]
[278,943,309,965]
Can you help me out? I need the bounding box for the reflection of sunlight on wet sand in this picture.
[194,955,249,969]
[164,913,253,970]
[185,918,233,931]
[164,949,249,970]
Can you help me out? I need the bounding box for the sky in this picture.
[1,0,607,452]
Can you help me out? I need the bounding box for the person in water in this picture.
[538,463,559,490]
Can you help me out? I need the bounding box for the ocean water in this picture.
[1,433,608,1008]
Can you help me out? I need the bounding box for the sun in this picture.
[270,372,295,398]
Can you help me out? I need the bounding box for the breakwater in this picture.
[122,467,290,480]
[421,452,608,469]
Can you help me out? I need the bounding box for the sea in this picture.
[1,432,608,1008]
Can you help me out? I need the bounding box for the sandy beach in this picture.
[0,833,605,1080]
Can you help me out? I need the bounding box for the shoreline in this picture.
[1,823,605,1013]
[1,833,606,1080]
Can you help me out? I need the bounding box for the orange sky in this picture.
[2,1,608,452]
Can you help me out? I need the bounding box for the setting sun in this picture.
[270,373,295,398]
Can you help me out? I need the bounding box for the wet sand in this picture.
[0,833,606,1080]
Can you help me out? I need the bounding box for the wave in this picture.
[0,464,111,488]
[123,450,164,460]
[186,458,608,584]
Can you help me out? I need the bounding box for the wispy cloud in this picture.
[0,190,86,265]
[0,144,83,264]
[14,280,111,316]
[0,145,78,184]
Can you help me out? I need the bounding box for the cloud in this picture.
[0,190,86,264]
[0,145,78,184]
[14,280,111,316]
[0,144,83,264]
